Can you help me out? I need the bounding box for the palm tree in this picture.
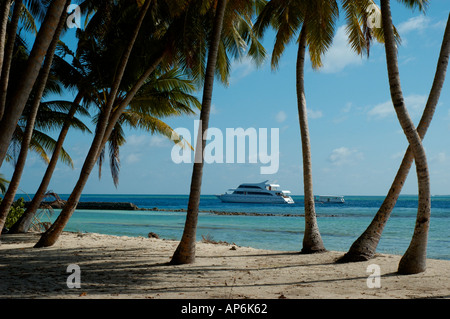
[380,0,431,274]
[169,0,266,265]
[0,1,12,82]
[0,0,67,167]
[0,0,70,234]
[339,12,450,263]
[8,93,85,234]
[34,0,182,248]
[170,0,229,265]
[254,0,380,253]
[0,173,8,195]
[0,0,23,120]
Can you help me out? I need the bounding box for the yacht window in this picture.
[239,185,262,189]
[248,192,272,196]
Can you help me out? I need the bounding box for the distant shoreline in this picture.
[27,200,341,217]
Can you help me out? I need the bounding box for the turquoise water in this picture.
[38,194,449,260]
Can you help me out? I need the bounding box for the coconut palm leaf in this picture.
[40,100,91,118]
[26,129,74,168]
[94,64,200,187]
[19,3,38,34]
[23,0,51,23]
[398,0,429,11]
[0,173,9,195]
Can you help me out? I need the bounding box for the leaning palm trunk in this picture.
[0,0,66,168]
[339,13,450,263]
[0,0,12,88]
[170,0,228,265]
[34,0,153,248]
[0,0,22,119]
[296,25,325,254]
[380,0,431,274]
[10,93,83,234]
[0,4,68,234]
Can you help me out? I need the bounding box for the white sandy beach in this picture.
[0,231,449,299]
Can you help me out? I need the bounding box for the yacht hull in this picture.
[216,194,294,204]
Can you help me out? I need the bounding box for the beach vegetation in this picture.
[2,197,25,230]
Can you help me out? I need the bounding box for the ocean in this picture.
[30,194,450,260]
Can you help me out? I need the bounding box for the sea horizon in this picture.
[15,193,450,200]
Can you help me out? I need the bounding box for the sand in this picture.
[0,231,449,299]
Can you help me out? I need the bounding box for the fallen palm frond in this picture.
[29,191,64,231]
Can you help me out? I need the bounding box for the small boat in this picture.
[216,181,294,204]
[314,195,345,204]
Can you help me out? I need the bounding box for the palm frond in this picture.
[33,109,91,135]
[97,146,105,181]
[107,124,125,187]
[0,174,10,195]
[19,4,37,34]
[23,0,50,23]
[8,126,49,165]
[398,0,429,12]
[41,100,91,117]
[306,0,339,69]
[28,130,74,168]
[122,110,194,151]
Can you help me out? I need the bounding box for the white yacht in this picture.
[216,181,294,204]
[314,195,345,204]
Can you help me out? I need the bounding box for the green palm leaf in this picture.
[0,174,9,195]
[27,130,74,168]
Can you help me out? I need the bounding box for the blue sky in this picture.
[4,1,450,196]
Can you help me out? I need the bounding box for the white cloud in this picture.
[368,94,427,119]
[320,26,364,74]
[328,147,364,166]
[275,110,287,123]
[397,16,430,35]
[368,100,393,119]
[127,134,147,146]
[230,56,258,84]
[125,153,141,164]
[308,108,323,119]
[149,135,169,147]
[342,102,352,113]
[391,151,404,160]
[431,152,447,164]
[127,134,170,148]
[211,104,219,114]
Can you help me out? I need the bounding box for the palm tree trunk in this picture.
[170,0,228,265]
[0,0,66,168]
[296,24,325,254]
[380,0,430,274]
[0,0,22,121]
[34,0,152,248]
[0,2,68,234]
[0,0,12,112]
[339,13,450,263]
[9,92,83,234]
